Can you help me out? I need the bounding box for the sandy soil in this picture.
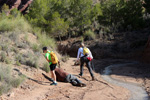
[0,58,130,100]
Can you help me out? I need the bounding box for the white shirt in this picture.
[77,47,93,60]
[77,47,84,60]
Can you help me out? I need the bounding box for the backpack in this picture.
[83,47,89,55]
[48,51,58,64]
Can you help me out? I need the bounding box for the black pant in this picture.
[50,64,57,71]
[80,56,94,78]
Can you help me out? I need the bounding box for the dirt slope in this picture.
[1,58,130,100]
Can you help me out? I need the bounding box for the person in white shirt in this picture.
[76,42,95,80]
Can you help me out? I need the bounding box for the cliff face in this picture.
[143,36,150,63]
[0,0,32,14]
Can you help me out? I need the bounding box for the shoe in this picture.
[50,82,57,86]
[92,77,95,81]
[79,73,83,76]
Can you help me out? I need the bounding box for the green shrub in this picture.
[10,75,26,88]
[0,83,11,96]
[26,57,39,69]
[9,32,19,42]
[84,30,96,40]
[1,44,8,51]
[143,0,150,14]
[39,33,56,49]
[26,0,101,37]
[0,9,32,32]
[0,52,6,62]
[42,62,50,73]
[1,4,9,14]
[15,42,28,49]
[24,34,29,42]
[32,43,40,52]
[11,47,19,54]
[5,58,11,64]
[15,54,26,65]
[33,28,56,49]
[99,0,144,31]
[16,60,21,66]
[49,12,69,40]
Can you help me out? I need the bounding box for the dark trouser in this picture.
[65,74,82,86]
[80,56,94,78]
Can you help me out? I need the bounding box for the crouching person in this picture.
[55,68,86,87]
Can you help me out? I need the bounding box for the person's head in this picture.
[42,47,47,53]
[80,42,84,48]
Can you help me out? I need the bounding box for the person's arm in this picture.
[45,53,51,63]
[19,0,33,12]
[77,48,81,61]
[46,56,51,62]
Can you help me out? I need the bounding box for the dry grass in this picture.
[0,64,25,95]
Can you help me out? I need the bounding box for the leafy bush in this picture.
[84,30,96,40]
[49,12,69,41]
[26,0,101,37]
[98,0,144,32]
[143,0,150,14]
[0,8,32,32]
[33,28,56,49]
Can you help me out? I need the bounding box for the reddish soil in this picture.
[1,58,130,100]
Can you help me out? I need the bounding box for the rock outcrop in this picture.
[0,0,33,14]
[142,36,150,63]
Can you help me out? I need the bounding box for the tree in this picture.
[98,0,144,31]
[49,12,69,41]
[143,0,150,14]
[26,0,102,38]
[25,0,51,28]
